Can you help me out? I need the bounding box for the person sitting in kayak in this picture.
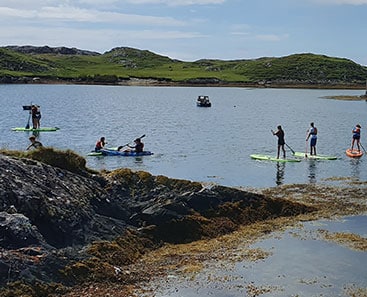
[26,135,43,150]
[351,124,361,151]
[126,138,144,153]
[95,137,106,152]
[271,125,286,159]
[306,122,317,155]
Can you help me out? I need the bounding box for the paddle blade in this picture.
[23,105,32,110]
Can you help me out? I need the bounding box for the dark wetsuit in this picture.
[275,129,285,145]
[134,142,144,153]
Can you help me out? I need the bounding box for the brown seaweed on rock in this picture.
[0,149,316,296]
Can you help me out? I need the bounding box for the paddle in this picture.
[360,142,367,154]
[25,102,32,129]
[285,143,295,155]
[118,134,145,151]
[305,129,309,158]
[305,140,308,158]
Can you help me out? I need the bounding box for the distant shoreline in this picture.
[1,77,367,91]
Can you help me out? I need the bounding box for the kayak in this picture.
[12,127,60,132]
[293,152,337,160]
[89,149,153,157]
[345,149,363,158]
[250,154,301,162]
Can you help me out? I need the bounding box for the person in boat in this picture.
[95,137,106,152]
[306,122,317,155]
[271,125,286,159]
[350,124,361,151]
[31,105,41,129]
[126,138,144,153]
[26,135,43,150]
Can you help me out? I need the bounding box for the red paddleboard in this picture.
[345,149,363,158]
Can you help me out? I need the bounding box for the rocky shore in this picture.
[0,148,366,296]
[1,76,366,90]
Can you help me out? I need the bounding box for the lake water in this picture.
[1,84,366,188]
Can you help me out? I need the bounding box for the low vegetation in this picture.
[0,147,96,175]
[1,46,366,87]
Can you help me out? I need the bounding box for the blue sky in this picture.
[1,0,366,65]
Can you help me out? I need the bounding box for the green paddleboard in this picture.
[250,154,301,162]
[12,127,60,132]
[87,147,119,156]
[293,152,337,160]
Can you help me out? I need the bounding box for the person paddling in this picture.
[127,138,144,153]
[306,122,318,155]
[271,125,286,159]
[351,124,361,151]
[95,137,106,152]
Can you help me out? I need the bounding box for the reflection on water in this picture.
[307,160,317,183]
[275,163,285,185]
[350,158,361,179]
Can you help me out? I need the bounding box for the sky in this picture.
[0,0,367,65]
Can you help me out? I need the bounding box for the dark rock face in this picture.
[0,154,314,286]
[0,212,45,248]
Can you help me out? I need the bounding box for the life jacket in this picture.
[32,106,41,119]
[353,126,361,136]
[95,140,104,150]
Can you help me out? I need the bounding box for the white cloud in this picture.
[0,5,186,26]
[0,25,203,52]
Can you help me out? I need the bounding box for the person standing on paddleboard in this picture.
[31,105,41,129]
[306,122,317,155]
[351,124,361,151]
[272,125,286,159]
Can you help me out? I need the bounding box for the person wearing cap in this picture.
[351,124,361,151]
[306,122,318,155]
[26,135,43,150]
[128,138,144,153]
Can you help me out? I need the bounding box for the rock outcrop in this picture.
[0,151,314,289]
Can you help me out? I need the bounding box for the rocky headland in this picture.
[0,148,366,296]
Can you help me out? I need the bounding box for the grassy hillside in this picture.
[1,46,366,87]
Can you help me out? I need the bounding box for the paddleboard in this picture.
[87,147,118,156]
[345,149,363,158]
[293,152,337,160]
[12,127,60,132]
[250,154,301,162]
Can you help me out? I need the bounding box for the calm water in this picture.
[151,215,367,297]
[1,84,366,188]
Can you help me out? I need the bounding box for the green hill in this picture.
[1,46,366,88]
